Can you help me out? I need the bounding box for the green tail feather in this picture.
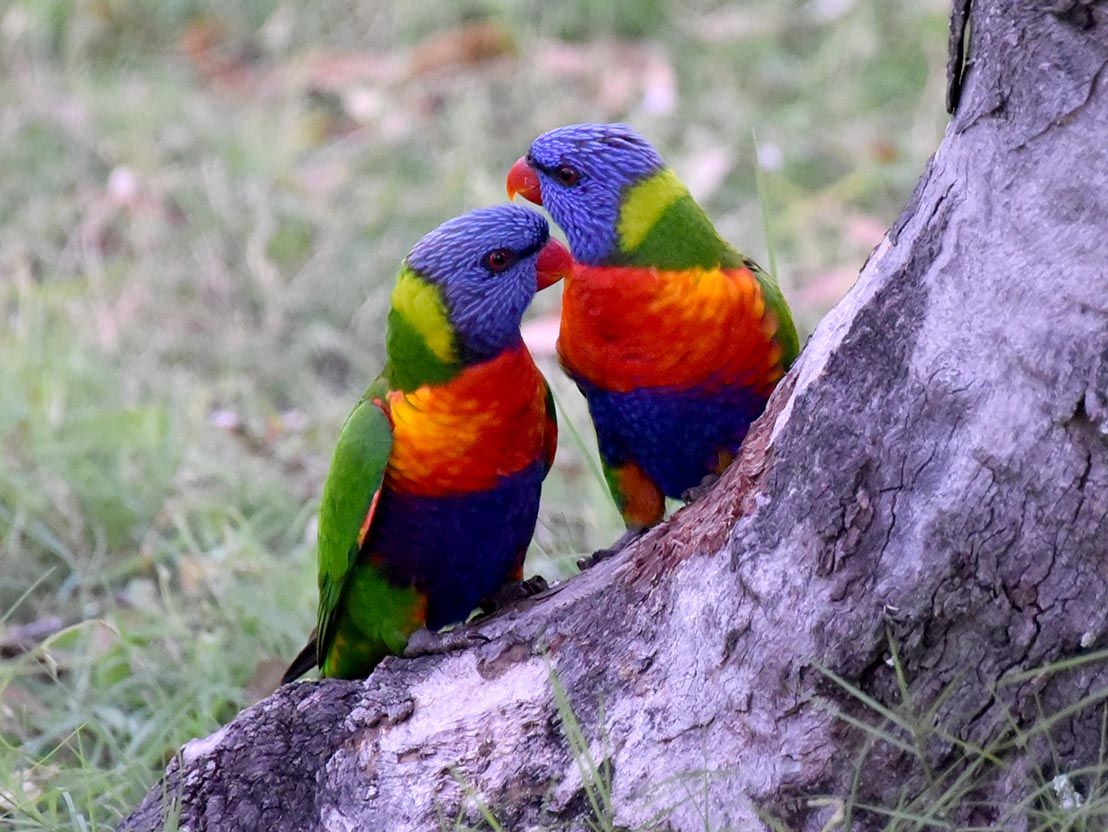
[281,637,318,684]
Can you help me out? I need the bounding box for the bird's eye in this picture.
[483,248,516,273]
[555,165,581,186]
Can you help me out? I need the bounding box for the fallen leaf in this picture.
[407,21,517,76]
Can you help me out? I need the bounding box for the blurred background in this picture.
[0,0,948,826]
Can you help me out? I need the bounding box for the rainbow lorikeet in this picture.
[283,206,570,682]
[507,123,798,532]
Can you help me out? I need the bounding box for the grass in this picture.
[0,0,950,828]
[804,639,1108,832]
[549,662,617,831]
[447,645,1108,831]
[443,664,619,832]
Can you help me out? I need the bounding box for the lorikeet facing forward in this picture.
[283,206,570,682]
[507,123,799,531]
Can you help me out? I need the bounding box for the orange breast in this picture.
[557,263,784,395]
[385,344,548,497]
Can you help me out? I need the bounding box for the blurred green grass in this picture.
[0,0,949,827]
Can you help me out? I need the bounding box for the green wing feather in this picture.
[315,376,393,665]
[748,261,800,368]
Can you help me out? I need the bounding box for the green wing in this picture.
[747,260,800,369]
[315,376,393,664]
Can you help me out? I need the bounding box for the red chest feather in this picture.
[557,263,784,395]
[385,345,549,496]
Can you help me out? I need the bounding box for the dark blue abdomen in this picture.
[366,461,544,629]
[579,381,767,498]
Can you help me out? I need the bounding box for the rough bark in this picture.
[124,2,1108,830]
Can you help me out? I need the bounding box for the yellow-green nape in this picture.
[390,267,456,364]
[617,168,689,253]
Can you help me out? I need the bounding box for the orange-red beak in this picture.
[534,238,571,290]
[507,156,543,205]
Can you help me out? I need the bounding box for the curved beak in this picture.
[535,238,572,290]
[507,156,543,205]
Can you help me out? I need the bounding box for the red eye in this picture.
[555,165,581,186]
[483,248,515,273]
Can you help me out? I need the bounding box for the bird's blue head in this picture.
[507,123,666,265]
[392,206,570,374]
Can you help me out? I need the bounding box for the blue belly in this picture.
[365,461,544,629]
[578,381,767,498]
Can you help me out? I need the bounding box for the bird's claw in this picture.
[681,473,720,504]
[403,626,489,658]
[577,528,646,570]
[479,575,550,616]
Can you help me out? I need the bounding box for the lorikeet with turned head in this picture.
[283,206,570,682]
[507,123,798,532]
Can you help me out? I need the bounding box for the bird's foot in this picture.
[577,528,646,570]
[681,473,721,504]
[479,575,550,616]
[403,626,489,659]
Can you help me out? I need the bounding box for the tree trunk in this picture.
[123,2,1108,830]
